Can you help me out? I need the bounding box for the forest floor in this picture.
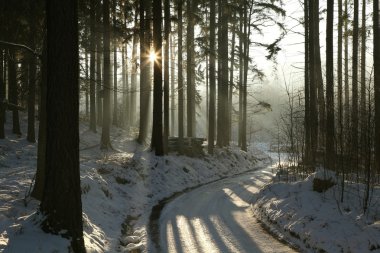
[0,112,269,253]
[3,113,379,253]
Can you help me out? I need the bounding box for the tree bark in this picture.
[151,0,163,156]
[96,1,103,126]
[137,0,152,144]
[326,0,335,170]
[352,0,359,168]
[314,0,325,150]
[9,50,21,135]
[304,0,311,163]
[0,50,4,139]
[41,0,86,251]
[27,1,36,142]
[228,12,236,144]
[130,4,139,127]
[217,0,229,147]
[112,0,118,126]
[186,0,196,137]
[374,0,380,174]
[360,0,367,166]
[100,0,112,149]
[178,0,184,152]
[89,0,97,132]
[164,0,170,153]
[208,0,216,154]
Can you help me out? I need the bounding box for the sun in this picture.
[149,51,157,62]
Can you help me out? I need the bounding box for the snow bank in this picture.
[1,112,269,253]
[253,169,380,253]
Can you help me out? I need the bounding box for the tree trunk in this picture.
[238,8,243,148]
[314,0,325,150]
[374,0,380,174]
[31,38,47,201]
[112,0,118,126]
[130,4,139,127]
[360,0,367,167]
[100,0,112,149]
[186,0,196,137]
[96,1,103,126]
[325,0,335,170]
[304,0,311,163]
[309,0,318,163]
[208,0,216,154]
[89,0,97,132]
[164,0,170,153]
[151,0,164,156]
[85,51,89,118]
[41,0,86,251]
[352,0,359,168]
[338,0,345,202]
[137,0,152,144]
[217,0,229,147]
[228,12,236,144]
[241,3,251,151]
[178,0,184,152]
[0,50,4,139]
[27,1,36,142]
[122,45,129,129]
[170,33,175,136]
[9,51,21,135]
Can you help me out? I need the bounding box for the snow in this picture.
[253,167,380,253]
[0,112,268,253]
[3,113,380,253]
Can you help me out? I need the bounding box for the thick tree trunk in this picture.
[208,0,216,154]
[100,0,112,149]
[41,0,86,251]
[151,0,163,156]
[137,0,152,144]
[217,0,229,147]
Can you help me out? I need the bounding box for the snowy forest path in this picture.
[157,165,298,253]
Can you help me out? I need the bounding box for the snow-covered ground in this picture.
[253,169,380,253]
[0,112,269,253]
